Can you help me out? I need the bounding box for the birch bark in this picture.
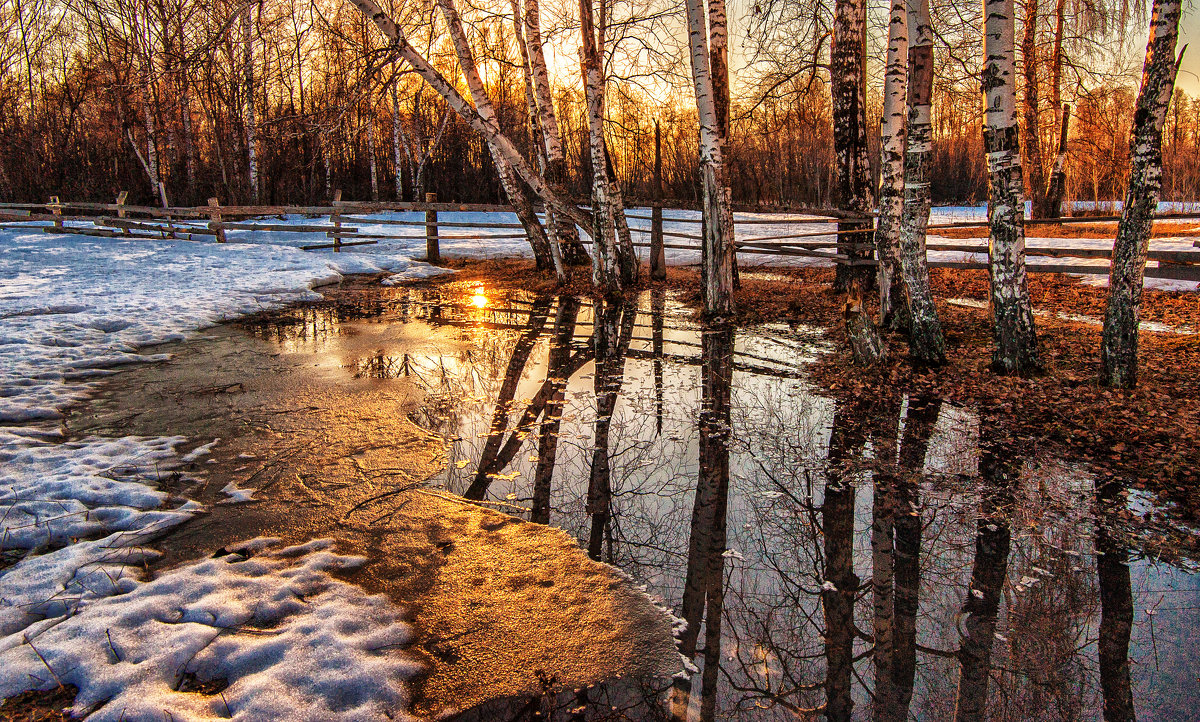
[833,0,884,362]
[683,0,735,316]
[391,80,405,199]
[1042,104,1070,217]
[346,0,583,273]
[831,0,875,293]
[435,0,563,278]
[579,0,621,293]
[875,0,908,327]
[242,5,260,203]
[983,0,1040,374]
[523,0,588,264]
[899,0,946,364]
[1101,0,1183,388]
[1021,0,1047,217]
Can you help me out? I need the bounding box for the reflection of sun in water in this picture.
[470,287,489,308]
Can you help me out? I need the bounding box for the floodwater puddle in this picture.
[243,281,1200,720]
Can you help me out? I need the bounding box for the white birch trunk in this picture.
[523,0,587,265]
[391,80,405,200]
[579,0,621,293]
[242,6,260,203]
[435,0,564,279]
[898,0,946,364]
[366,117,379,200]
[875,0,908,327]
[1101,0,1183,388]
[345,0,588,240]
[983,0,1039,374]
[683,0,735,316]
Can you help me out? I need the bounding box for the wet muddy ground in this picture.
[66,277,1200,720]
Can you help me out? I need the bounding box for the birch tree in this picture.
[832,0,884,363]
[242,3,260,203]
[1100,0,1183,388]
[898,0,946,365]
[983,0,1040,375]
[435,0,563,278]
[875,0,908,327]
[683,0,735,316]
[579,0,622,293]
[831,0,874,294]
[1021,0,1047,217]
[345,0,589,277]
[521,0,588,265]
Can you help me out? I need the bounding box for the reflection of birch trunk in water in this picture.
[823,398,868,721]
[465,298,551,500]
[892,395,941,718]
[1096,482,1136,722]
[870,393,902,720]
[587,300,635,560]
[954,419,1018,722]
[531,297,580,524]
[670,323,734,722]
[651,287,665,436]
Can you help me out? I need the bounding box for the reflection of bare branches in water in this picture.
[265,285,1200,720]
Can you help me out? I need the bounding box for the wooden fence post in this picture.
[425,191,440,263]
[48,196,62,229]
[651,120,666,280]
[331,189,343,252]
[207,197,227,243]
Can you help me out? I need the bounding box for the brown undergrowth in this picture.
[426,259,1200,530]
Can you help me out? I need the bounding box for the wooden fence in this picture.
[3,193,1199,282]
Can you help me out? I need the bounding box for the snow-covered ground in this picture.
[0,201,1195,718]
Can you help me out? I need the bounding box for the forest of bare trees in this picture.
[1,0,1196,210]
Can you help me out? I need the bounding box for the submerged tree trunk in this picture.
[1022,0,1047,217]
[899,0,946,365]
[822,398,868,721]
[1101,0,1183,388]
[875,0,909,328]
[669,322,734,720]
[530,297,579,525]
[983,0,1040,375]
[1096,481,1137,722]
[683,0,735,317]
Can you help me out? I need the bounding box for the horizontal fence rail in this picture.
[3,193,1199,282]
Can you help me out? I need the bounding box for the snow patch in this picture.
[0,538,420,721]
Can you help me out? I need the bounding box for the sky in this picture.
[1178,9,1200,95]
